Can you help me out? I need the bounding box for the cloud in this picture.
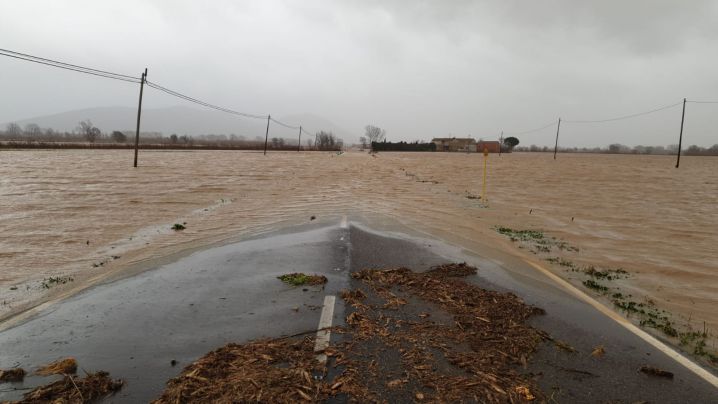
[0,0,716,146]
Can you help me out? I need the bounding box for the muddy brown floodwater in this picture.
[1,149,716,356]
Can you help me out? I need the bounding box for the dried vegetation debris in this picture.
[0,368,26,382]
[155,263,548,402]
[5,358,122,404]
[16,371,123,404]
[34,358,78,376]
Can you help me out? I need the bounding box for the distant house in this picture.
[476,141,502,153]
[432,137,476,152]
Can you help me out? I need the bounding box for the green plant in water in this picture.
[582,279,608,293]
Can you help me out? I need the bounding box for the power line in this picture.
[145,80,267,120]
[563,101,683,123]
[503,120,558,136]
[687,100,718,104]
[0,48,140,83]
[270,117,300,130]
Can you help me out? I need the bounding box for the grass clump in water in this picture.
[583,266,629,280]
[41,276,74,289]
[582,279,608,293]
[494,227,544,242]
[277,273,328,286]
[172,223,186,231]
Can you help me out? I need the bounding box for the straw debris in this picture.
[35,357,78,376]
[0,368,26,383]
[154,263,548,402]
[16,371,123,403]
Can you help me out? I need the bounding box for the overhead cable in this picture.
[503,120,558,136]
[563,101,683,123]
[270,117,300,130]
[0,49,140,83]
[145,80,267,120]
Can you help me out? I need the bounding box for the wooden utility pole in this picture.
[675,98,687,168]
[553,118,561,160]
[263,115,271,155]
[133,68,147,168]
[298,126,302,152]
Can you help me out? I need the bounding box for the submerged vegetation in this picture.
[500,225,718,366]
[494,227,579,254]
[41,276,74,289]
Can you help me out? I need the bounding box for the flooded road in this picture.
[0,221,716,403]
[0,150,717,353]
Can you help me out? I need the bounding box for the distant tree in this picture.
[24,123,42,137]
[316,131,339,150]
[364,125,386,145]
[77,119,101,143]
[685,145,702,155]
[608,144,622,154]
[111,131,127,143]
[503,136,520,149]
[359,136,368,149]
[271,137,280,148]
[6,123,22,137]
[170,134,178,144]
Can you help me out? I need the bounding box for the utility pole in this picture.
[499,131,503,156]
[298,126,302,152]
[675,98,687,168]
[553,118,561,160]
[263,114,271,155]
[133,68,147,168]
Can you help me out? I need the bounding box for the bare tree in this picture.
[77,119,101,143]
[6,123,22,137]
[359,136,368,150]
[111,131,127,143]
[316,131,338,150]
[24,123,43,137]
[364,125,386,146]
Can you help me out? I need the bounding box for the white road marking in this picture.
[314,295,336,364]
[340,216,348,229]
[525,260,718,388]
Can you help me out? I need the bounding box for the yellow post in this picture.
[482,148,488,203]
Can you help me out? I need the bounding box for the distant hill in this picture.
[3,106,359,143]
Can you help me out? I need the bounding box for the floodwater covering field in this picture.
[1,149,716,358]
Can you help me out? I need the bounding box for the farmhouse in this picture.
[432,137,476,152]
[476,141,502,153]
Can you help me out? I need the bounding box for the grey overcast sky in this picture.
[1,0,717,147]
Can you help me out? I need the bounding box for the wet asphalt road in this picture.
[0,219,716,403]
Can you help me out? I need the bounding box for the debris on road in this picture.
[35,357,78,376]
[16,371,123,403]
[0,368,26,382]
[155,263,549,402]
[277,273,328,286]
[639,365,674,379]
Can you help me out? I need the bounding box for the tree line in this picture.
[1,121,343,151]
[515,143,718,156]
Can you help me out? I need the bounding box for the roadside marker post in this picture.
[482,148,489,203]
